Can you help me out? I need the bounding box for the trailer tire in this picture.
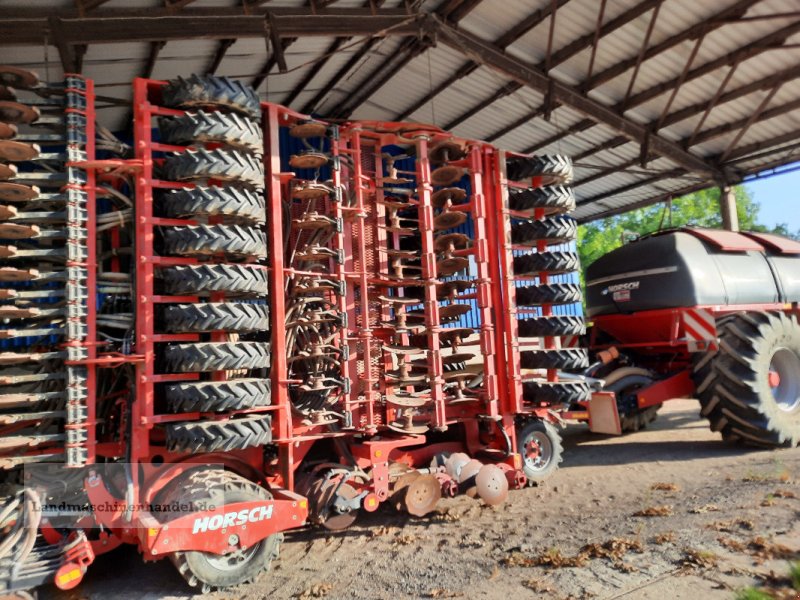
[517,316,586,338]
[520,348,589,372]
[604,367,660,432]
[161,75,261,120]
[508,185,575,215]
[162,224,267,258]
[696,311,800,447]
[159,469,281,593]
[159,264,269,296]
[511,216,577,246]
[506,154,573,184]
[160,186,266,223]
[166,414,272,453]
[163,341,270,373]
[517,420,563,485]
[516,283,582,306]
[162,303,269,333]
[163,148,264,188]
[513,251,579,275]
[159,111,263,155]
[166,378,271,413]
[522,380,591,405]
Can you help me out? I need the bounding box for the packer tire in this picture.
[166,414,273,453]
[511,216,577,246]
[162,302,269,333]
[162,224,266,259]
[517,419,563,485]
[160,186,266,224]
[158,264,269,297]
[513,251,579,275]
[163,148,264,189]
[517,316,586,338]
[522,380,591,405]
[516,283,582,306]
[162,341,270,373]
[158,110,263,155]
[161,75,261,120]
[166,378,271,413]
[508,185,575,215]
[506,154,573,184]
[520,348,589,372]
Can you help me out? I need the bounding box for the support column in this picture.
[720,185,739,231]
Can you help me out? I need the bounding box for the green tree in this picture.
[578,185,797,272]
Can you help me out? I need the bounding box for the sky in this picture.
[743,163,800,232]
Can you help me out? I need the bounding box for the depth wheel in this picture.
[506,154,573,184]
[508,185,575,215]
[159,111,263,155]
[159,468,281,593]
[604,367,659,433]
[513,251,579,276]
[162,341,270,373]
[516,283,582,306]
[517,419,563,485]
[520,348,589,372]
[511,216,577,246]
[161,75,261,119]
[161,224,266,259]
[158,264,269,297]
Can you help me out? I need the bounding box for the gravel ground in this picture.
[43,399,800,600]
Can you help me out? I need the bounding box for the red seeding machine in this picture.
[0,68,588,594]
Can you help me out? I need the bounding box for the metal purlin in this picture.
[64,75,96,467]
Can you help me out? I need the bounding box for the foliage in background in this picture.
[577,186,799,273]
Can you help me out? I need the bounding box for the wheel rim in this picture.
[523,431,552,471]
[204,542,260,571]
[769,348,800,413]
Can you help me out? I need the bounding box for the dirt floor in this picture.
[44,399,800,600]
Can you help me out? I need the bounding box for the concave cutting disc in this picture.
[289,121,328,139]
[0,101,39,125]
[293,182,332,200]
[475,464,509,506]
[438,303,472,319]
[428,140,466,164]
[0,66,40,89]
[402,474,442,517]
[0,123,18,140]
[0,141,39,162]
[437,279,475,295]
[0,182,37,202]
[0,164,18,180]
[434,233,470,252]
[430,165,463,186]
[434,211,466,230]
[432,187,467,208]
[0,87,16,102]
[436,256,469,276]
[289,152,329,169]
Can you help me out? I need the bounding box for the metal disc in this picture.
[438,328,473,343]
[0,223,38,239]
[458,459,483,483]
[434,211,467,231]
[289,121,328,139]
[438,303,471,319]
[444,452,471,479]
[0,101,39,125]
[428,140,466,164]
[383,344,422,355]
[386,394,429,408]
[289,152,329,169]
[378,295,419,306]
[0,141,39,162]
[402,474,442,517]
[0,267,37,282]
[441,352,475,364]
[378,197,413,209]
[381,248,418,259]
[442,371,473,383]
[437,279,475,295]
[0,66,40,89]
[0,182,36,201]
[434,233,471,252]
[0,87,16,102]
[436,256,469,276]
[432,187,467,208]
[387,420,429,435]
[385,371,428,384]
[293,182,332,200]
[0,123,17,140]
[475,464,509,506]
[430,165,463,186]
[0,164,18,180]
[322,482,360,531]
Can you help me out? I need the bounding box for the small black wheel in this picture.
[604,367,660,433]
[517,419,563,485]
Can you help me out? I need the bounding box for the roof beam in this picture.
[576,179,709,222]
[143,41,166,80]
[576,169,686,206]
[282,37,347,108]
[718,83,783,163]
[432,17,719,176]
[206,39,235,75]
[252,37,296,91]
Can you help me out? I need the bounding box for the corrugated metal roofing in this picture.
[1,0,798,221]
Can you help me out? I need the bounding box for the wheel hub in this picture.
[769,348,800,413]
[523,432,552,471]
[205,543,259,571]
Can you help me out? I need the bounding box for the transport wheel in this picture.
[513,251,579,275]
[161,75,261,120]
[159,469,281,593]
[166,414,272,452]
[603,367,660,433]
[508,185,575,215]
[163,341,270,373]
[162,303,269,333]
[517,419,563,484]
[158,264,269,296]
[506,154,573,184]
[511,216,577,246]
[161,224,267,258]
[158,111,263,155]
[516,283,582,306]
[160,186,266,223]
[520,348,589,372]
[695,311,800,447]
[517,315,585,338]
[522,380,591,404]
[163,148,264,188]
[166,378,271,413]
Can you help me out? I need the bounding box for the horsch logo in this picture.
[192,505,274,534]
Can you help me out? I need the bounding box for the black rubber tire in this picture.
[158,111,263,155]
[162,225,266,258]
[522,380,591,405]
[166,378,271,413]
[516,283,582,306]
[162,303,269,333]
[513,251,579,276]
[166,414,273,453]
[163,148,264,189]
[158,469,281,593]
[160,186,266,224]
[518,316,586,338]
[694,311,800,447]
[604,368,659,433]
[520,348,589,372]
[159,264,269,297]
[161,75,261,120]
[511,216,577,246]
[506,154,573,184]
[516,419,563,485]
[508,185,575,215]
[163,342,270,373]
